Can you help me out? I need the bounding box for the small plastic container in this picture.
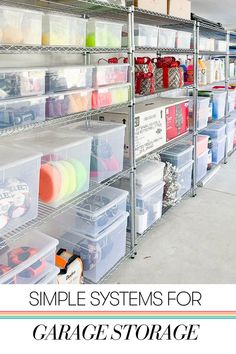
[0,6,42,45]
[212,135,226,164]
[201,123,226,140]
[0,147,41,237]
[158,28,176,49]
[212,91,227,120]
[0,68,46,100]
[55,212,128,283]
[0,230,58,284]
[135,182,165,234]
[189,97,210,130]
[197,150,208,182]
[46,89,93,119]
[95,64,129,87]
[0,96,46,130]
[43,13,87,46]
[37,266,59,284]
[176,31,192,49]
[86,19,123,48]
[197,135,209,156]
[227,130,235,153]
[67,121,125,183]
[46,66,94,93]
[134,24,158,47]
[160,143,193,169]
[11,130,92,208]
[59,186,128,237]
[176,161,193,199]
[135,160,165,194]
[92,84,130,109]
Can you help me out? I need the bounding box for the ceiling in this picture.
[191,0,236,29]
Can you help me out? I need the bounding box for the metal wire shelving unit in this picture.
[0,0,235,283]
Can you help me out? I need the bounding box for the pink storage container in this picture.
[197,135,209,156]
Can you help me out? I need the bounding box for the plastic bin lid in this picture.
[69,121,126,137]
[0,5,43,15]
[0,67,47,73]
[47,65,95,71]
[75,186,128,219]
[97,83,131,91]
[202,123,226,132]
[45,12,87,21]
[177,160,193,172]
[88,18,123,27]
[11,130,92,154]
[61,212,129,244]
[0,230,58,284]
[137,181,165,199]
[0,145,41,170]
[47,88,93,98]
[161,143,193,157]
[97,63,129,68]
[0,95,48,105]
[135,160,165,187]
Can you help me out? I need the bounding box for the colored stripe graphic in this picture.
[0,311,236,320]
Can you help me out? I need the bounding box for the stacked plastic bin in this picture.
[0,230,58,284]
[196,135,209,182]
[160,143,193,200]
[189,97,211,130]
[115,160,165,235]
[226,116,236,154]
[58,121,126,183]
[11,130,92,208]
[201,123,226,164]
[43,186,129,283]
[0,67,47,130]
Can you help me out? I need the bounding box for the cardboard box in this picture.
[130,0,167,14]
[165,100,189,141]
[100,101,167,159]
[167,0,191,20]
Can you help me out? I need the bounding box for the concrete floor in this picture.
[106,151,236,284]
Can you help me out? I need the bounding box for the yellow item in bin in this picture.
[3,27,23,44]
[70,159,88,192]
[60,161,77,196]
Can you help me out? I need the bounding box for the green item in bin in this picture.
[70,159,88,192]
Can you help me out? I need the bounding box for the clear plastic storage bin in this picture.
[0,96,46,130]
[212,136,226,164]
[92,84,130,109]
[54,212,128,283]
[0,230,58,284]
[46,66,94,93]
[201,123,226,139]
[135,182,165,234]
[135,160,165,194]
[46,89,93,119]
[228,90,236,113]
[158,28,176,48]
[58,186,128,237]
[227,130,234,153]
[66,121,125,183]
[0,6,42,45]
[212,91,227,120]
[0,68,46,100]
[160,143,193,169]
[227,116,236,133]
[197,135,209,156]
[0,147,41,237]
[176,161,193,199]
[176,31,192,49]
[12,130,92,208]
[197,150,208,182]
[43,13,87,46]
[189,97,210,130]
[86,19,123,48]
[134,24,158,47]
[95,64,129,87]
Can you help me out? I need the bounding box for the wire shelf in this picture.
[135,85,193,103]
[199,50,228,57]
[0,102,130,138]
[0,44,129,54]
[135,47,194,54]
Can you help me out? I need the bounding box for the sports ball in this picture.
[6,179,30,218]
[0,188,13,229]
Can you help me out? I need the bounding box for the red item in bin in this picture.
[165,102,189,141]
[92,90,112,109]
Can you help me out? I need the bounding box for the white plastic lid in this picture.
[76,186,128,219]
[0,230,58,284]
[203,123,226,132]
[11,129,92,154]
[0,5,43,15]
[137,181,165,199]
[45,12,87,21]
[0,95,48,105]
[68,120,126,137]
[48,88,93,99]
[88,18,123,27]
[161,144,193,158]
[97,63,129,68]
[0,67,47,73]
[47,65,95,71]
[97,83,131,92]
[0,145,41,170]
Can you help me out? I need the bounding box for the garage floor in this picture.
[106,151,236,284]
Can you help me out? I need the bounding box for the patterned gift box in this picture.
[135,57,155,96]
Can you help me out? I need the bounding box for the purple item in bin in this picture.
[46,96,70,119]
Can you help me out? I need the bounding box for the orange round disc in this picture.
[39,163,62,204]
